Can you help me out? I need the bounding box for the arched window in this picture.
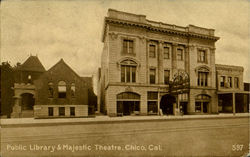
[58,81,66,98]
[48,82,54,98]
[195,94,210,113]
[120,59,137,83]
[71,83,75,97]
[196,66,209,87]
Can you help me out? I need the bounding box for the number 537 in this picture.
[232,144,243,151]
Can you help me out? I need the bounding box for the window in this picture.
[71,83,75,97]
[48,82,54,98]
[149,45,156,58]
[195,94,210,113]
[234,77,239,88]
[228,77,232,88]
[164,70,170,84]
[147,92,158,100]
[220,76,225,87]
[70,107,75,116]
[121,60,137,83]
[123,39,133,54]
[195,102,201,112]
[58,81,66,98]
[117,92,140,100]
[48,107,53,116]
[177,49,183,60]
[164,47,170,59]
[59,107,65,116]
[150,69,156,84]
[198,50,206,63]
[147,92,158,114]
[197,72,208,86]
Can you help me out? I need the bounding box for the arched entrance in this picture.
[160,94,176,115]
[117,92,140,116]
[20,93,35,117]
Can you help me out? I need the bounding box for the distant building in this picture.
[10,56,96,118]
[97,9,249,116]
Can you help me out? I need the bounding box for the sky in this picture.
[1,0,249,84]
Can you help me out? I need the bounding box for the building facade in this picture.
[98,9,247,117]
[10,56,96,118]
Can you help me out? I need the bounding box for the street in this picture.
[1,114,249,157]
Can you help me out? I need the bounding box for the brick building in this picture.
[97,9,248,116]
[34,59,88,118]
[10,56,96,118]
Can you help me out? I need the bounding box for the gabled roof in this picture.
[47,58,81,79]
[18,56,45,72]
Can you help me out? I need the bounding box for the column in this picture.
[172,43,178,76]
[11,96,21,118]
[158,41,164,84]
[157,92,160,115]
[184,45,190,74]
[232,92,236,115]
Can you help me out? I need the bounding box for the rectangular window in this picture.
[163,47,170,59]
[164,70,170,84]
[121,65,136,83]
[121,65,125,82]
[126,66,131,82]
[220,76,225,87]
[131,66,136,82]
[70,107,75,116]
[177,49,183,60]
[48,107,53,116]
[150,69,156,84]
[195,102,201,112]
[198,72,208,86]
[228,77,232,88]
[147,92,158,100]
[123,40,133,54]
[148,101,158,114]
[198,50,206,62]
[149,45,156,58]
[59,107,65,116]
[234,77,239,88]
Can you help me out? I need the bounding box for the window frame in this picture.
[123,39,134,54]
[164,70,170,84]
[177,48,184,61]
[149,68,156,84]
[59,107,65,116]
[197,72,208,87]
[70,107,75,116]
[220,76,225,87]
[163,46,170,59]
[120,60,137,83]
[58,81,67,98]
[234,77,239,88]
[149,44,156,58]
[197,49,206,63]
[48,107,54,116]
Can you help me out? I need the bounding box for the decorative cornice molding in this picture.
[104,17,220,42]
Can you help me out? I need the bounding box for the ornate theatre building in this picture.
[97,9,249,116]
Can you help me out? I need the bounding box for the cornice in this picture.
[103,17,220,42]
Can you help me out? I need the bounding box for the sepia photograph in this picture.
[0,0,249,156]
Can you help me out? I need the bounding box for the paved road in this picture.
[1,115,249,157]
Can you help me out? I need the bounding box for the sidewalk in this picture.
[1,113,249,126]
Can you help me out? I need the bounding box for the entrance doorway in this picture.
[21,93,34,117]
[116,92,140,116]
[160,94,176,115]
